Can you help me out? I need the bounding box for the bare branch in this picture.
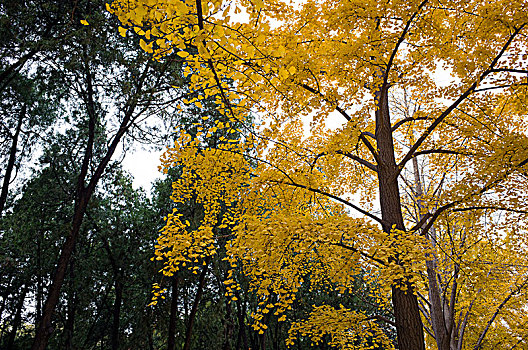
[299,83,351,121]
[490,68,528,74]
[337,150,378,172]
[412,149,472,158]
[452,206,528,214]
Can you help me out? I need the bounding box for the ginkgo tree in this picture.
[108,0,528,349]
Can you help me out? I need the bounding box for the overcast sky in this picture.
[122,147,165,194]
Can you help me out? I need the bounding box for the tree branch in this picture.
[398,24,526,174]
[382,0,429,90]
[363,315,396,327]
[267,179,385,225]
[473,278,528,350]
[490,68,528,74]
[299,83,351,121]
[391,116,433,132]
[452,206,528,214]
[312,150,377,172]
[332,242,386,266]
[412,149,471,158]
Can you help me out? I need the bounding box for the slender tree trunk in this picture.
[111,277,123,350]
[412,158,451,350]
[148,325,154,350]
[167,274,180,350]
[234,289,248,350]
[222,270,234,350]
[64,259,76,350]
[0,104,25,215]
[375,88,425,350]
[31,193,90,350]
[31,57,98,350]
[6,284,28,350]
[82,286,111,349]
[30,48,151,350]
[183,256,211,350]
[102,235,124,350]
[36,231,43,329]
[0,278,12,327]
[258,311,269,350]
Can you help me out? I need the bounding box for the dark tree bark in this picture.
[220,269,234,350]
[234,289,248,350]
[0,49,38,94]
[64,258,76,350]
[82,286,111,349]
[413,157,452,350]
[31,56,98,350]
[0,104,25,215]
[183,256,211,350]
[36,231,43,329]
[103,234,124,350]
[167,273,180,350]
[111,278,123,350]
[6,284,28,350]
[375,87,425,350]
[30,47,154,350]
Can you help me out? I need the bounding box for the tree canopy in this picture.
[108,0,528,349]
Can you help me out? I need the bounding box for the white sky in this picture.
[121,148,165,194]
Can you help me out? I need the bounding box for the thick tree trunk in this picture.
[0,104,25,215]
[183,256,211,350]
[375,88,425,350]
[167,274,179,350]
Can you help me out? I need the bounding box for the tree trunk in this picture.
[221,270,234,350]
[6,284,28,350]
[183,256,211,350]
[31,57,98,350]
[31,193,90,350]
[82,286,111,349]
[111,277,123,350]
[30,48,149,350]
[36,230,43,329]
[64,259,76,350]
[0,104,25,215]
[375,88,425,350]
[167,274,180,350]
[412,158,452,350]
[234,289,248,350]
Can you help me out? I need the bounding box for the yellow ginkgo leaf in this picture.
[118,26,127,37]
[80,19,89,26]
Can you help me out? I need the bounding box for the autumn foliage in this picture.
[109,0,528,349]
